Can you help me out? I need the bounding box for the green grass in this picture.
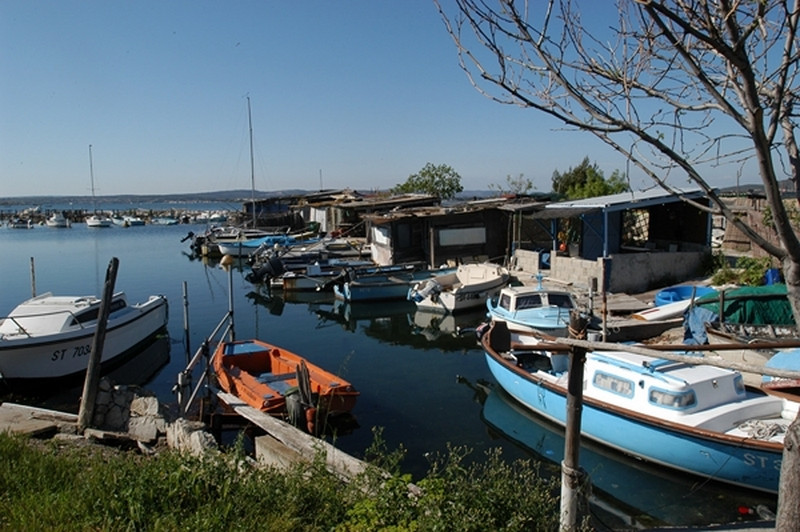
[0,430,575,532]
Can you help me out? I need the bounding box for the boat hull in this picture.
[484,349,783,493]
[212,338,358,416]
[410,263,509,313]
[0,296,168,382]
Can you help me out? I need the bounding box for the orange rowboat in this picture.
[212,338,359,418]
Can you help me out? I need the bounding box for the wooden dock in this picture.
[0,402,77,437]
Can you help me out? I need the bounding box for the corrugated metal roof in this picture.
[537,187,706,218]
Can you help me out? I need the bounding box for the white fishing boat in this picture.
[0,291,168,385]
[45,212,70,228]
[408,262,509,313]
[481,321,793,494]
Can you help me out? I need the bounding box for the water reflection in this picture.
[475,381,777,529]
[311,299,485,352]
[2,334,171,413]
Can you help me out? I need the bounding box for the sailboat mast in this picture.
[89,144,96,214]
[247,96,256,229]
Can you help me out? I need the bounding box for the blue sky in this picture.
[1,1,727,198]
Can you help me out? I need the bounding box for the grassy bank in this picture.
[0,431,575,531]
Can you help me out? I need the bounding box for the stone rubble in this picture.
[90,377,217,456]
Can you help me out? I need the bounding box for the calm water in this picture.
[0,222,777,530]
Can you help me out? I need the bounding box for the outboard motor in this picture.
[245,256,285,284]
[408,279,442,303]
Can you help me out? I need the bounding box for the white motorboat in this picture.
[408,262,509,313]
[45,213,70,228]
[0,291,168,385]
[86,214,113,228]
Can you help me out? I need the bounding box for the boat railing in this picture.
[0,309,90,338]
[175,310,232,416]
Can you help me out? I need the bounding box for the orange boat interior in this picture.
[214,339,358,414]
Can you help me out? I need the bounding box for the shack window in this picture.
[592,371,634,398]
[438,226,486,246]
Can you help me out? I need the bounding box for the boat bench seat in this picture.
[257,372,295,383]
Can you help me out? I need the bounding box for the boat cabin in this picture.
[510,347,782,430]
[494,286,576,314]
[0,292,128,337]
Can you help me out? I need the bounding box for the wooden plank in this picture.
[216,391,369,481]
[0,403,74,437]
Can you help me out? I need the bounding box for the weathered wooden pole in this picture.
[220,254,235,342]
[776,412,800,531]
[29,257,36,297]
[77,257,119,431]
[182,281,191,365]
[561,311,588,531]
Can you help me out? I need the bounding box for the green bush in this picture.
[0,431,579,532]
[710,255,774,286]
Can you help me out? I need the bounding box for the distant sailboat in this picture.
[85,144,112,228]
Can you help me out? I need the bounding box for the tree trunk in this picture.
[776,412,800,531]
[783,257,800,330]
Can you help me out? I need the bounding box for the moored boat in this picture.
[486,284,578,337]
[212,338,359,421]
[408,262,509,313]
[331,263,444,302]
[0,291,168,386]
[45,212,70,228]
[481,321,791,493]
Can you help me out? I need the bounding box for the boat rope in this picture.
[737,419,786,441]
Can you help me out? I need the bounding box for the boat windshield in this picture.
[70,298,127,326]
[549,293,574,309]
[514,294,543,310]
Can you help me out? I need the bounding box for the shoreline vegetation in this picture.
[0,430,575,531]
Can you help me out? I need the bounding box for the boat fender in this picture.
[305,407,317,435]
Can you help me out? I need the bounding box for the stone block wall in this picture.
[512,248,705,294]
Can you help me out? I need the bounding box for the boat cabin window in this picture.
[592,371,634,398]
[548,294,574,309]
[499,293,513,311]
[648,387,696,409]
[70,299,127,326]
[514,294,543,310]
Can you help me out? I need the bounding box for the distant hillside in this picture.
[3,188,497,206]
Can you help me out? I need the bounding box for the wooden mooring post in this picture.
[560,311,589,531]
[77,257,119,431]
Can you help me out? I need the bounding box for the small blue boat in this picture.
[481,321,789,494]
[486,283,578,337]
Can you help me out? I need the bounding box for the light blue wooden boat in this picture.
[479,386,767,526]
[481,322,789,494]
[486,283,577,337]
